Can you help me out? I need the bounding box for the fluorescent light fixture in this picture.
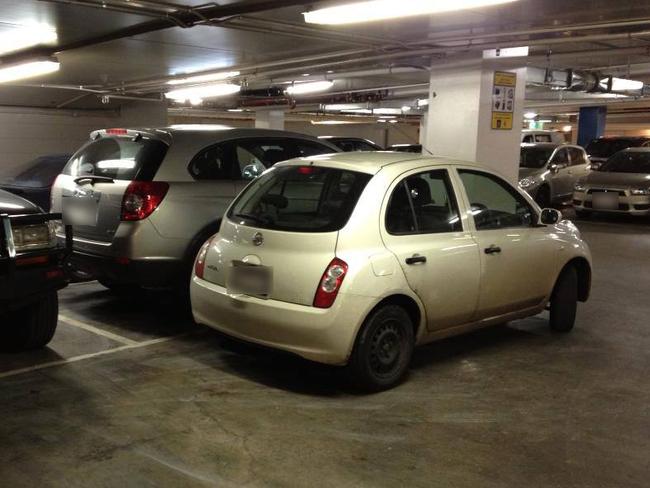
[373,108,403,115]
[325,103,366,111]
[562,125,572,132]
[0,23,57,56]
[401,106,411,112]
[524,112,538,119]
[227,108,244,112]
[610,77,644,92]
[417,98,429,107]
[310,120,358,125]
[304,0,519,25]
[169,124,234,131]
[389,120,398,123]
[342,109,372,114]
[0,60,60,83]
[286,80,334,95]
[165,83,240,102]
[167,71,240,85]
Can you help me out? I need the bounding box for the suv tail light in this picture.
[313,258,348,309]
[194,238,213,279]
[121,181,169,221]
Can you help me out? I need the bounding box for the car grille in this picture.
[587,189,626,196]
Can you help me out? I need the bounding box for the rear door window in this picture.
[568,147,586,166]
[535,134,552,143]
[189,144,235,180]
[64,137,168,181]
[228,166,371,232]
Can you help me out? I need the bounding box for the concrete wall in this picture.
[0,101,167,173]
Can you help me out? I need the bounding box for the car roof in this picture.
[276,151,488,175]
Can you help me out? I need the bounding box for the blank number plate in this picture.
[592,192,619,210]
[227,261,272,298]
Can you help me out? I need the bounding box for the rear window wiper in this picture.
[232,212,273,225]
[73,175,115,185]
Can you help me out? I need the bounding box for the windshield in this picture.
[601,151,650,174]
[0,155,70,188]
[520,147,554,169]
[586,139,641,158]
[228,165,372,232]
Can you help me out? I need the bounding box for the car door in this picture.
[549,147,573,199]
[568,146,590,183]
[381,168,481,331]
[455,169,558,320]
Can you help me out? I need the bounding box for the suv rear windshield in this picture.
[520,147,554,168]
[586,139,645,158]
[63,137,168,181]
[601,151,650,174]
[228,165,372,232]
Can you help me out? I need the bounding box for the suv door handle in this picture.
[484,245,502,255]
[405,255,427,265]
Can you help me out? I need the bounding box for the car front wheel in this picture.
[0,292,59,351]
[347,305,414,392]
[549,266,578,333]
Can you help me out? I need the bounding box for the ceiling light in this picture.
[417,98,429,107]
[311,120,358,125]
[0,60,60,83]
[524,112,538,119]
[167,71,240,85]
[303,0,518,25]
[0,24,57,56]
[286,80,334,95]
[373,108,403,115]
[189,98,203,106]
[342,109,372,114]
[610,77,644,92]
[165,83,241,102]
[227,108,244,112]
[401,106,411,112]
[389,120,398,123]
[325,104,365,111]
[562,125,572,132]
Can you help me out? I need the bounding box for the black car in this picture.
[0,189,71,351]
[387,143,423,153]
[0,154,71,211]
[585,137,650,170]
[318,136,383,152]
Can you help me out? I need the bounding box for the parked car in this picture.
[519,143,590,207]
[573,147,650,217]
[585,136,650,170]
[0,189,71,351]
[318,136,383,152]
[0,154,71,211]
[50,127,339,292]
[521,129,565,144]
[387,144,422,153]
[190,152,592,391]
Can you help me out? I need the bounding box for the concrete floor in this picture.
[1,213,649,487]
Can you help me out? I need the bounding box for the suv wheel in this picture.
[1,292,59,351]
[348,305,414,392]
[549,266,578,333]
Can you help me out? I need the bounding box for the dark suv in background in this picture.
[585,136,650,170]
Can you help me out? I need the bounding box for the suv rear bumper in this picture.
[69,251,184,289]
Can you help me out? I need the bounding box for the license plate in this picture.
[226,261,272,298]
[592,192,619,210]
[62,194,100,226]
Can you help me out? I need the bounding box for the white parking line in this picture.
[58,314,139,346]
[0,335,183,380]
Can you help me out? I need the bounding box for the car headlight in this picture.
[574,183,587,192]
[11,222,57,252]
[519,177,537,189]
[631,188,650,196]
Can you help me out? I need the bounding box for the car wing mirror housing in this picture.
[539,208,562,225]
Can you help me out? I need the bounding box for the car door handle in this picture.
[405,255,427,265]
[484,245,502,255]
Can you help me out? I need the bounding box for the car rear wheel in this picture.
[549,266,578,333]
[0,292,59,351]
[347,305,414,392]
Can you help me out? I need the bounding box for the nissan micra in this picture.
[190,153,592,391]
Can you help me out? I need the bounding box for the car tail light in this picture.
[120,181,169,221]
[194,238,213,279]
[313,258,348,309]
[106,128,128,135]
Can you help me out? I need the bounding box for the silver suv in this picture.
[50,126,339,291]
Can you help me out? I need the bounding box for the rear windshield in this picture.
[63,136,168,181]
[228,165,372,232]
[0,155,70,188]
[586,139,644,158]
[601,151,650,174]
[520,147,554,169]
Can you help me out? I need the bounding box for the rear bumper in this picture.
[69,250,184,289]
[190,276,375,365]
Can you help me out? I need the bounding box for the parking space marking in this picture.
[0,334,185,380]
[58,314,139,346]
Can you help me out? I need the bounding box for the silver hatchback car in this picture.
[50,126,339,291]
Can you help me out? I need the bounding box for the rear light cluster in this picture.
[313,258,348,309]
[194,238,214,279]
[121,181,169,221]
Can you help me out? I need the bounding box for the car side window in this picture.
[386,169,462,235]
[551,148,569,167]
[536,134,552,143]
[293,140,335,158]
[458,170,535,230]
[188,144,234,180]
[569,147,586,166]
[522,135,533,143]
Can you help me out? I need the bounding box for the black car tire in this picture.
[347,305,414,392]
[535,185,552,209]
[1,292,59,351]
[549,266,578,333]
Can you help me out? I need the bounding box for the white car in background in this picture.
[190,153,592,391]
[521,129,565,144]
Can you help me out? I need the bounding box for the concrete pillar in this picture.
[422,49,528,183]
[254,109,285,130]
[577,106,607,148]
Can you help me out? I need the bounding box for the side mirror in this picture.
[548,163,561,173]
[539,208,562,225]
[242,164,262,180]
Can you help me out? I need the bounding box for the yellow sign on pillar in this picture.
[491,71,517,130]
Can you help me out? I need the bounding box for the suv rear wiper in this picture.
[74,176,115,185]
